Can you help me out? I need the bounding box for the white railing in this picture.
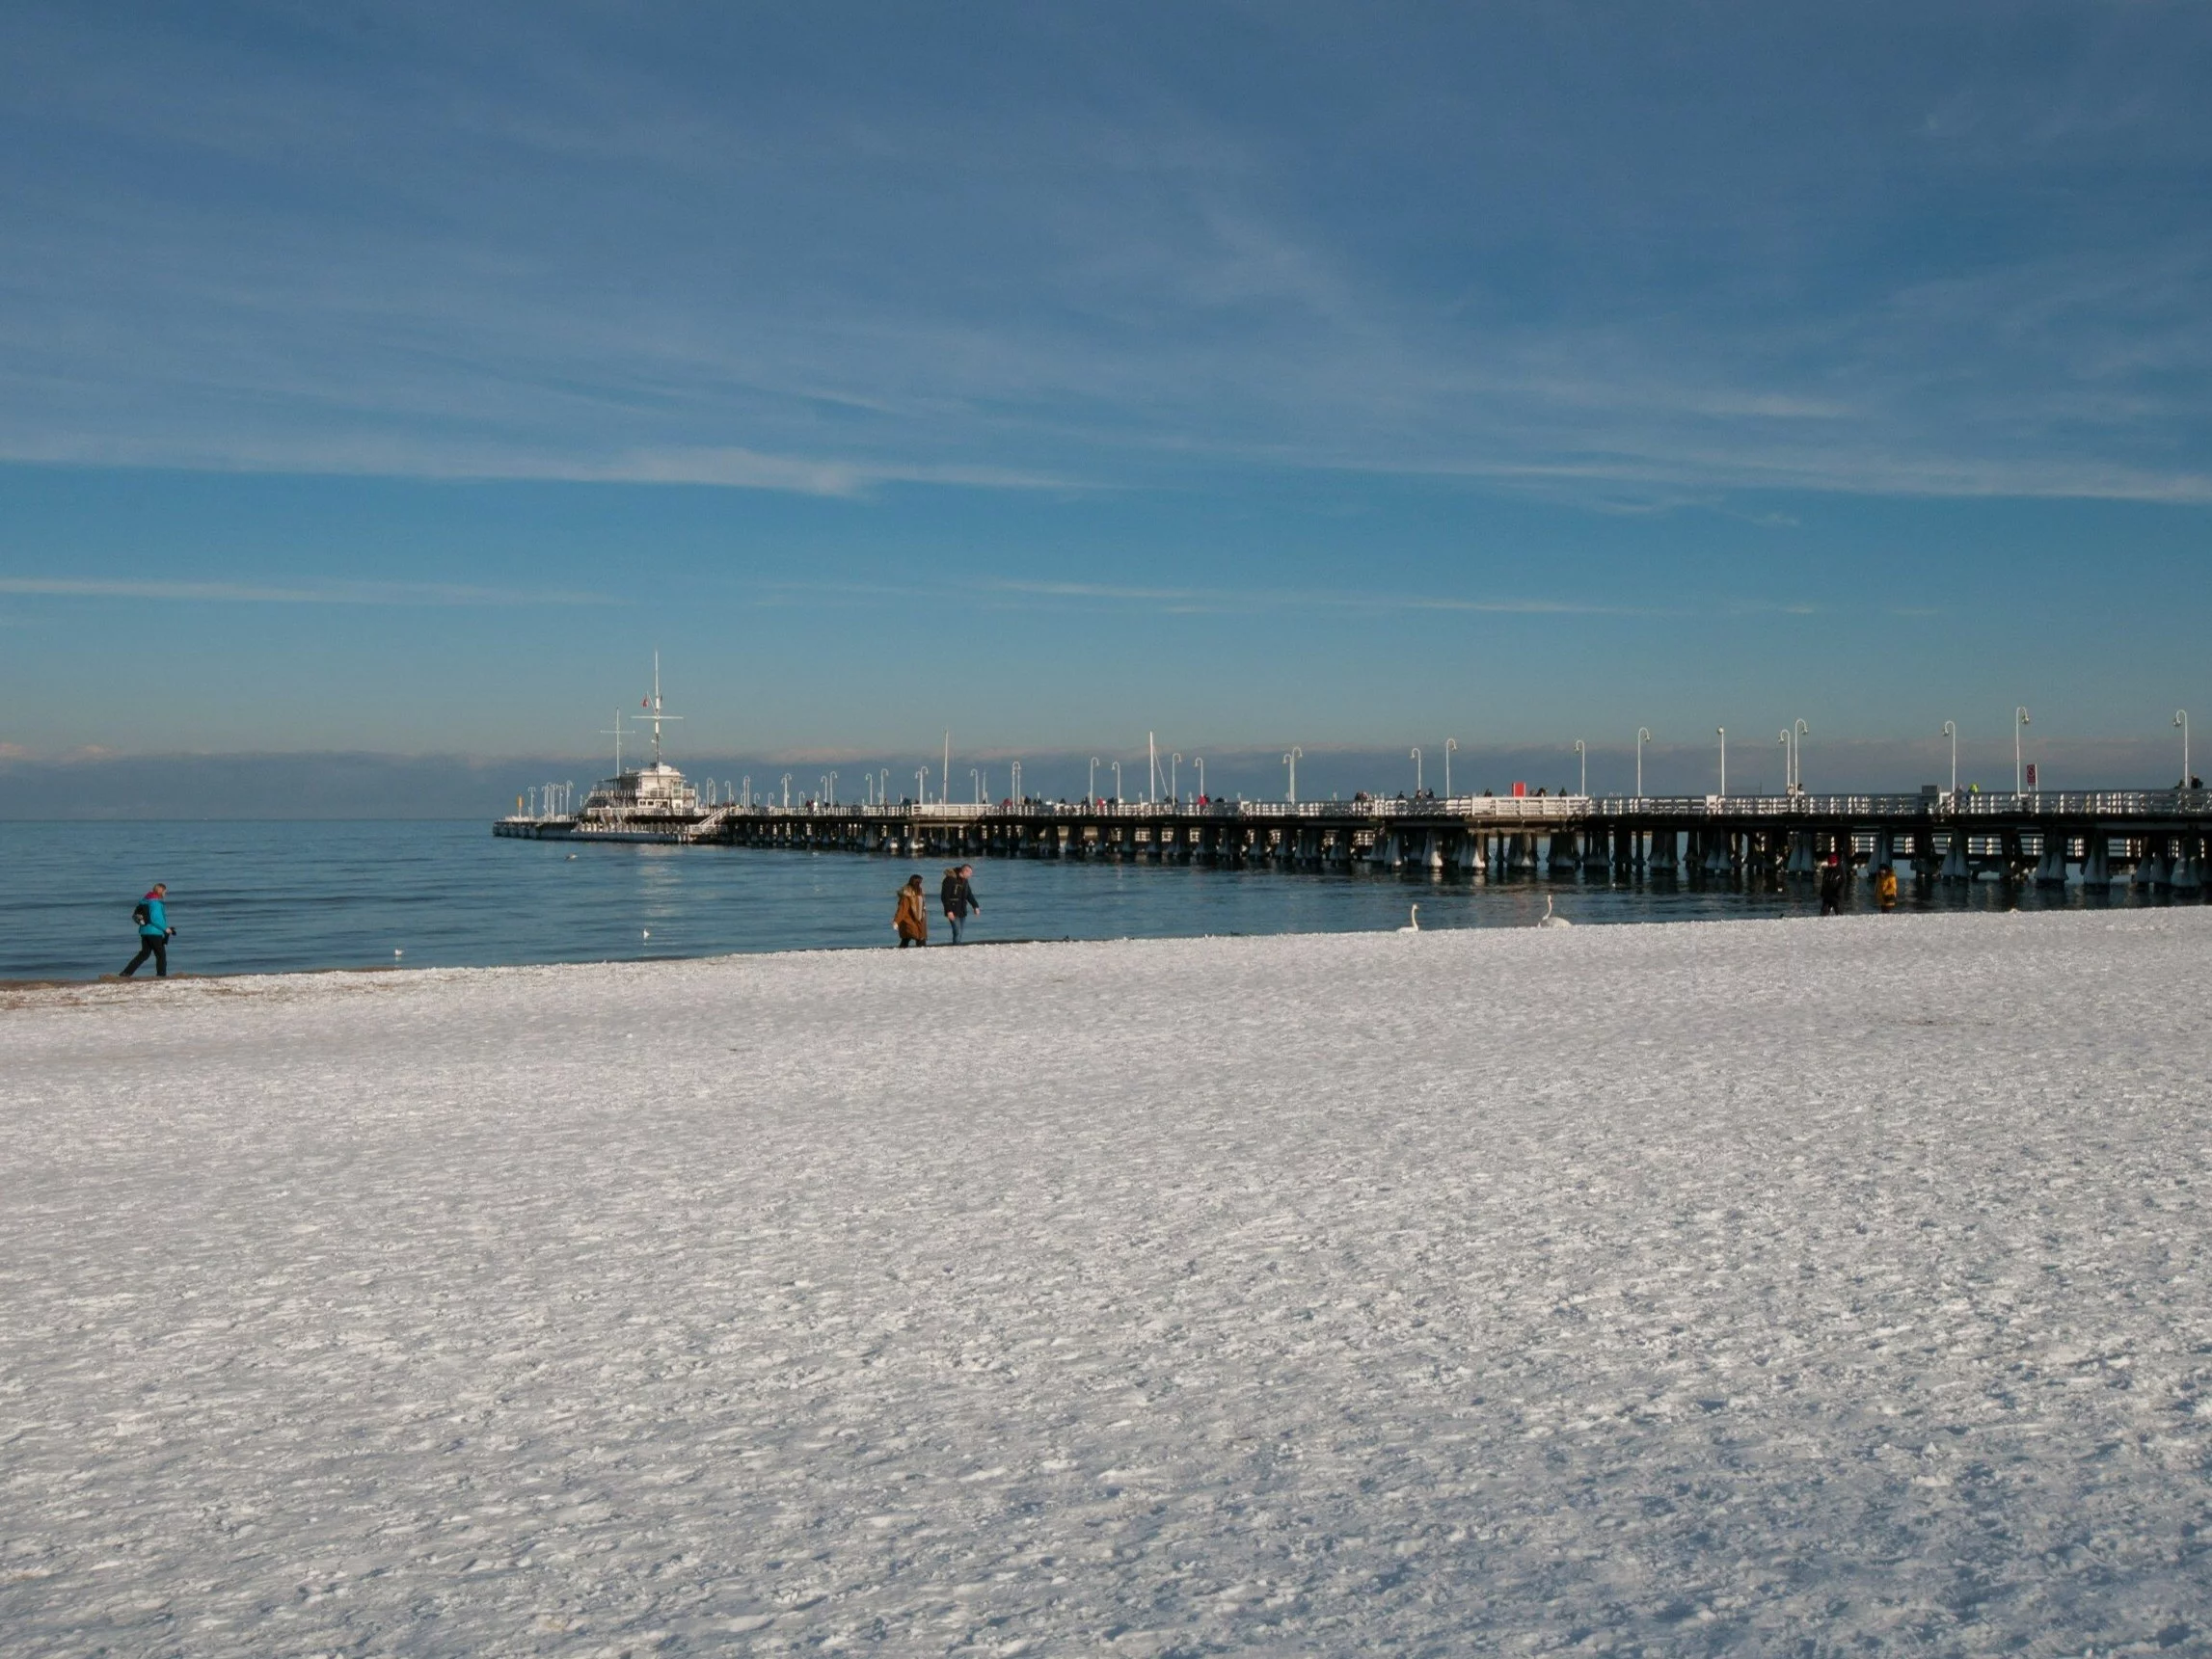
[625,789,2212,827]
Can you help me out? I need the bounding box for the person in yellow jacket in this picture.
[1875,864,1899,910]
[893,874,930,947]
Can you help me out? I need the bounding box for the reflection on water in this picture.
[1,819,2199,981]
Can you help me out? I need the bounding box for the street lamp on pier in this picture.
[1111,761,1122,802]
[2177,710,2191,786]
[1089,757,1100,803]
[1716,728,1727,798]
[916,766,929,805]
[1411,747,1422,794]
[1283,747,1303,804]
[1195,757,1206,800]
[1635,729,1652,799]
[781,773,793,809]
[1444,737,1458,798]
[1941,721,1957,795]
[971,767,982,805]
[1011,760,1023,800]
[1794,719,1809,791]
[1170,753,1181,804]
[2014,708,2031,795]
[742,774,751,809]
[1574,739,1586,797]
[1777,732,1791,794]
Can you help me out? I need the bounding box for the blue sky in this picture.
[2,1,2207,787]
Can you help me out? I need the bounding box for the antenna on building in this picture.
[640,652,683,768]
[601,709,625,774]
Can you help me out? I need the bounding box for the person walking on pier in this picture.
[1819,854,1845,917]
[894,874,930,948]
[121,883,175,977]
[941,863,982,945]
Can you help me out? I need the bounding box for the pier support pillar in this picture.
[1866,829,1895,882]
[2033,832,2069,888]
[1646,829,1677,874]
[2136,836,2172,889]
[2079,833,2112,890]
[1581,832,1610,875]
[2172,836,2203,894]
[1938,831,1972,884]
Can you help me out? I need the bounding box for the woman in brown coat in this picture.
[893,874,929,947]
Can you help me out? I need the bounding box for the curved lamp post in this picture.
[1195,757,1206,800]
[2014,708,2031,795]
[1088,756,1100,803]
[1941,721,1957,795]
[1443,737,1458,798]
[781,772,793,810]
[1410,746,1422,794]
[1283,747,1303,804]
[1794,719,1809,792]
[1574,738,1586,797]
[1716,727,1727,798]
[2177,709,2191,786]
[1170,753,1181,803]
[1635,728,1652,798]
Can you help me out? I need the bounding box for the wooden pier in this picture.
[498,789,2212,890]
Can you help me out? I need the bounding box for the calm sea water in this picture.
[0,819,2193,982]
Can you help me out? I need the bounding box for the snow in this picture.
[5,909,2211,1654]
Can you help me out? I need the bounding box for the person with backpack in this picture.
[1818,854,1845,917]
[121,883,175,977]
[893,874,929,947]
[940,863,982,944]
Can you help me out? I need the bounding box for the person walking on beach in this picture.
[121,883,175,977]
[1875,864,1899,910]
[1818,854,1845,917]
[940,863,982,945]
[894,874,929,948]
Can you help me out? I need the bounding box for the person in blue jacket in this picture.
[121,883,174,978]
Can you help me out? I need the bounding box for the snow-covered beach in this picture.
[5,910,2209,1655]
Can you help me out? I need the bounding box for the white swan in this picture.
[1539,894,1574,928]
[1399,904,1421,932]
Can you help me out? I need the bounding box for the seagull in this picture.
[1539,895,1574,928]
[393,949,403,960]
[1399,904,1421,932]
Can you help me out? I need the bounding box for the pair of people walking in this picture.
[121,883,175,977]
[892,865,982,947]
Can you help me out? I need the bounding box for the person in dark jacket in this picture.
[1818,855,1845,917]
[121,883,174,977]
[941,864,982,944]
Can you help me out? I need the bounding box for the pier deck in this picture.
[498,789,2212,890]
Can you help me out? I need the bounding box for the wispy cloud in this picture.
[758,576,1702,619]
[0,577,616,606]
[4,4,2211,515]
